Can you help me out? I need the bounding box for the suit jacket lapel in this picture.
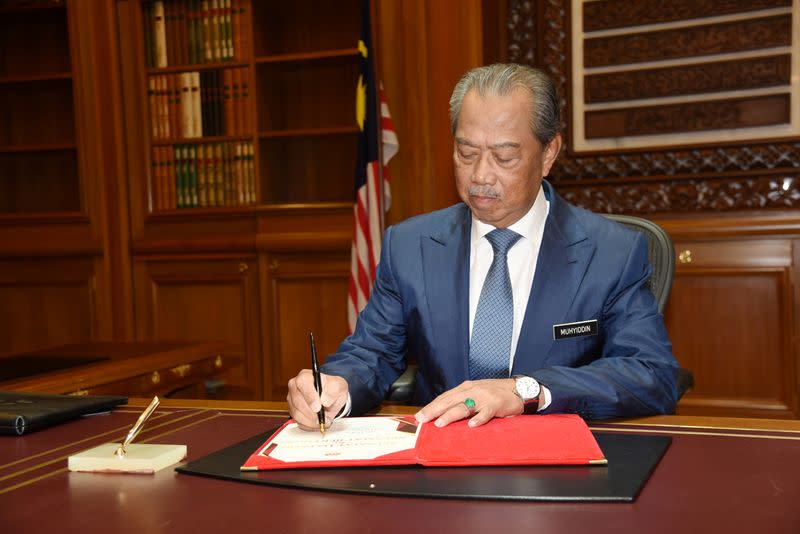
[512,182,595,374]
[422,205,471,387]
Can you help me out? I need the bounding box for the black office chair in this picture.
[386,214,694,403]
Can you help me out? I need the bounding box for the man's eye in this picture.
[459,152,477,160]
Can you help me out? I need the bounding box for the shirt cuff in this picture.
[537,385,552,412]
[337,393,353,418]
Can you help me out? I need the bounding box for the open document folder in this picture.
[241,413,606,470]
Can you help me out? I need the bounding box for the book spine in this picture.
[154,1,168,67]
[224,0,233,61]
[151,147,160,211]
[238,67,248,134]
[178,0,188,66]
[188,144,198,207]
[191,71,202,137]
[180,72,192,139]
[197,144,207,207]
[211,0,221,62]
[187,0,196,64]
[201,0,211,63]
[214,143,225,206]
[213,70,223,136]
[230,0,239,61]
[206,143,217,206]
[223,69,233,136]
[246,141,255,204]
[159,75,170,139]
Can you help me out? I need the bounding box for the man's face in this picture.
[453,87,561,228]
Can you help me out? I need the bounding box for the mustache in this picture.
[468,186,500,198]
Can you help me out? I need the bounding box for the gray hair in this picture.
[449,63,564,145]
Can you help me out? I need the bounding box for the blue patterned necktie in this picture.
[469,228,522,379]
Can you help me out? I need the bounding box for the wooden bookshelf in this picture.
[0,2,80,214]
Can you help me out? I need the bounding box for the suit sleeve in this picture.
[320,225,408,415]
[533,233,679,419]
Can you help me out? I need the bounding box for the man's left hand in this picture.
[414,379,523,428]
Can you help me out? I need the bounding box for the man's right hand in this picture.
[287,370,349,431]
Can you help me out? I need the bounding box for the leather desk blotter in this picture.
[0,391,128,436]
[177,426,671,502]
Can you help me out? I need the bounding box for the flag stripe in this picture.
[349,1,399,334]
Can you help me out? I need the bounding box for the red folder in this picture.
[241,414,606,471]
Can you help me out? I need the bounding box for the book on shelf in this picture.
[145,0,242,67]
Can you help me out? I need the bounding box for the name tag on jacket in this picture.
[553,320,598,340]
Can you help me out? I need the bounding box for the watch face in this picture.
[515,376,540,401]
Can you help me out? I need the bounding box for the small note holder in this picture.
[68,396,187,474]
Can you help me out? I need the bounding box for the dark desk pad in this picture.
[176,427,671,501]
[0,355,108,381]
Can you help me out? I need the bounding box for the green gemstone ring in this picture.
[464,397,476,414]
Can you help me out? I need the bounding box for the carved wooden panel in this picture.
[261,252,349,400]
[664,239,796,418]
[132,255,261,398]
[0,258,97,356]
[583,0,791,31]
[505,0,800,213]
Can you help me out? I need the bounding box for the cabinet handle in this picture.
[239,263,248,273]
[678,250,693,264]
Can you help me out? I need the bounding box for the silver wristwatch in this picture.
[513,375,541,414]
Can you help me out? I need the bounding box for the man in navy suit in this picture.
[287,64,678,429]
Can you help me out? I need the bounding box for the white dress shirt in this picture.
[468,186,552,410]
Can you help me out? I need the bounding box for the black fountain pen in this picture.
[310,332,325,436]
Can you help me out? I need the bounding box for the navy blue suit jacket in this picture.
[322,182,678,419]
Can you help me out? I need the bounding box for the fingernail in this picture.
[415,412,428,423]
[468,419,477,427]
[434,418,445,427]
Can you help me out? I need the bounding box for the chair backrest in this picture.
[601,214,675,314]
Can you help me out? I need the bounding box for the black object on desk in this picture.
[0,391,127,436]
[177,427,671,502]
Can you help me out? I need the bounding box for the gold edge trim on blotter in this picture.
[0,412,223,496]
[0,409,211,481]
[0,411,174,472]
[591,426,800,441]
[0,467,68,496]
[599,421,800,434]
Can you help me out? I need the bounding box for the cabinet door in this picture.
[261,252,349,400]
[0,258,99,356]
[665,239,797,418]
[133,256,261,398]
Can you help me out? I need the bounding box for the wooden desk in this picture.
[1,399,799,533]
[0,342,239,398]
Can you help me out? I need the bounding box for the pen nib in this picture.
[320,423,326,436]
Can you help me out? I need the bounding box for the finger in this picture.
[287,373,324,430]
[433,399,474,427]
[295,369,323,412]
[466,405,496,428]
[416,381,473,423]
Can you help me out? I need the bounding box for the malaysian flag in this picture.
[348,0,399,333]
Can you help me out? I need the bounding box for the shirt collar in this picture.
[471,185,549,243]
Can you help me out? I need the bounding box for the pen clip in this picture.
[115,396,160,457]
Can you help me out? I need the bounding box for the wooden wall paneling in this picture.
[378,0,487,226]
[71,1,134,340]
[665,238,797,418]
[132,255,262,399]
[260,252,350,400]
[0,258,98,357]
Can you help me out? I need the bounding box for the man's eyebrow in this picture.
[454,137,479,148]
[488,141,520,150]
[454,138,521,150]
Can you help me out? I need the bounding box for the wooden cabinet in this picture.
[660,214,800,419]
[132,255,262,398]
[0,0,132,354]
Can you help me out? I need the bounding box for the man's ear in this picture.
[541,134,562,176]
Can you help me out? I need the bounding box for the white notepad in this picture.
[68,443,187,474]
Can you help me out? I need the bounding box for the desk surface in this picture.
[2,399,799,534]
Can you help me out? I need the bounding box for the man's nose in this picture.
[472,153,494,184]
